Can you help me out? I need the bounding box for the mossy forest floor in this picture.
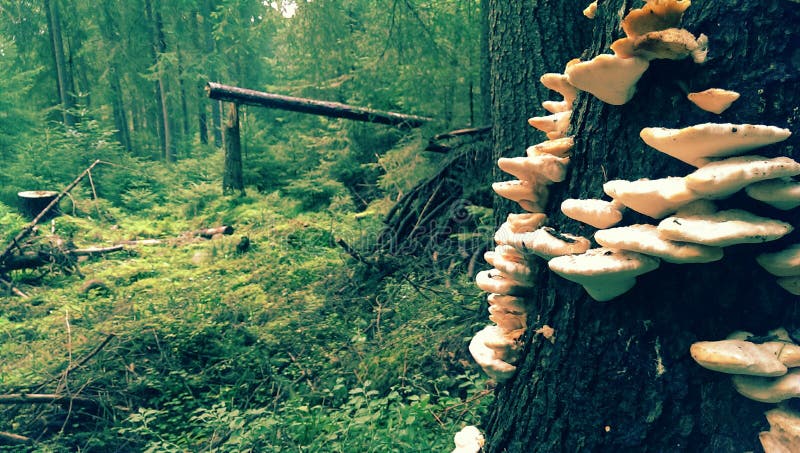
[0,161,493,452]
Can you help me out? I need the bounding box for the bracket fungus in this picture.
[583,1,597,19]
[564,54,650,105]
[732,369,800,403]
[777,277,800,295]
[640,123,792,167]
[548,247,660,301]
[595,224,723,264]
[687,88,740,114]
[539,73,578,107]
[468,325,518,381]
[689,338,788,377]
[757,244,800,277]
[657,209,793,247]
[492,180,549,210]
[484,245,535,283]
[506,212,548,233]
[451,425,485,453]
[759,408,800,453]
[498,154,571,184]
[528,111,572,139]
[498,227,591,260]
[476,269,532,296]
[560,198,625,229]
[611,28,708,63]
[526,137,575,157]
[603,177,699,219]
[620,0,691,38]
[685,155,800,199]
[746,178,800,210]
[487,293,528,314]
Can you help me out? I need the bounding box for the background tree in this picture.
[483,0,800,451]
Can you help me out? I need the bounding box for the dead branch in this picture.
[0,394,98,407]
[0,277,28,298]
[70,245,125,256]
[0,431,32,445]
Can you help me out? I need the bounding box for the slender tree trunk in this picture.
[44,0,75,126]
[222,103,244,195]
[478,0,490,126]
[203,0,223,147]
[483,1,800,451]
[176,41,191,148]
[110,66,132,151]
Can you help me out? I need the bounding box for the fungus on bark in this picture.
[594,224,723,263]
[640,123,792,167]
[603,176,699,219]
[757,244,800,277]
[759,408,800,453]
[687,88,740,114]
[497,154,571,184]
[547,247,660,301]
[526,136,575,157]
[451,425,485,453]
[732,370,800,403]
[564,54,650,105]
[560,198,625,229]
[657,209,794,247]
[685,155,800,198]
[746,178,800,210]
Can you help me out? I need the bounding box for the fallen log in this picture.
[0,393,98,407]
[207,82,433,128]
[70,245,125,256]
[195,225,234,239]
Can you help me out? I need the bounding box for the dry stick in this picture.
[0,159,102,266]
[0,430,32,445]
[34,334,116,392]
[0,394,97,407]
[0,277,28,299]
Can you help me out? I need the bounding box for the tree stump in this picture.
[17,191,60,220]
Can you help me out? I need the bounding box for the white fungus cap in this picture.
[620,0,691,38]
[560,198,625,229]
[610,28,708,62]
[564,54,650,105]
[492,180,549,205]
[498,154,571,184]
[687,88,740,114]
[746,178,800,210]
[657,209,794,247]
[603,177,699,219]
[777,276,800,295]
[685,155,800,199]
[548,247,660,301]
[476,269,532,296]
[760,408,800,453]
[756,244,800,277]
[732,369,800,403]
[485,245,534,284]
[503,227,591,260]
[640,123,792,167]
[469,325,517,382]
[526,137,575,157]
[540,73,579,106]
[542,100,572,114]
[528,111,571,136]
[583,1,597,19]
[487,293,528,314]
[451,425,485,453]
[689,339,788,377]
[506,213,548,233]
[489,305,527,333]
[595,224,723,264]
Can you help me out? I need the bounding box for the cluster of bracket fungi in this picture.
[456,1,800,451]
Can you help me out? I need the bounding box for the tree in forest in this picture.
[478,0,800,451]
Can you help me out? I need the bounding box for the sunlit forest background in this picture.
[0,0,495,451]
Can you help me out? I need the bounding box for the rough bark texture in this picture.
[488,0,590,224]
[484,1,800,451]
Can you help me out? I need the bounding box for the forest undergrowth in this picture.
[0,153,494,452]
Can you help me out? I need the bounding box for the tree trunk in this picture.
[44,0,75,126]
[222,104,244,195]
[482,1,800,451]
[478,0,490,126]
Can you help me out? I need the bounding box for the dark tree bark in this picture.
[44,0,75,126]
[478,0,490,126]
[483,1,800,451]
[223,104,244,195]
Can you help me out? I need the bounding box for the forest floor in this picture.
[0,176,492,452]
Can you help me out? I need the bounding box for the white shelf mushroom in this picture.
[732,369,800,403]
[560,198,625,229]
[640,123,792,167]
[757,244,800,277]
[657,209,794,247]
[451,425,485,453]
[685,155,800,199]
[759,408,800,453]
[526,137,574,157]
[690,338,788,377]
[548,247,660,301]
[745,178,800,210]
[603,177,699,219]
[687,88,740,114]
[468,325,518,382]
[497,154,571,184]
[564,54,650,105]
[595,224,723,264]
